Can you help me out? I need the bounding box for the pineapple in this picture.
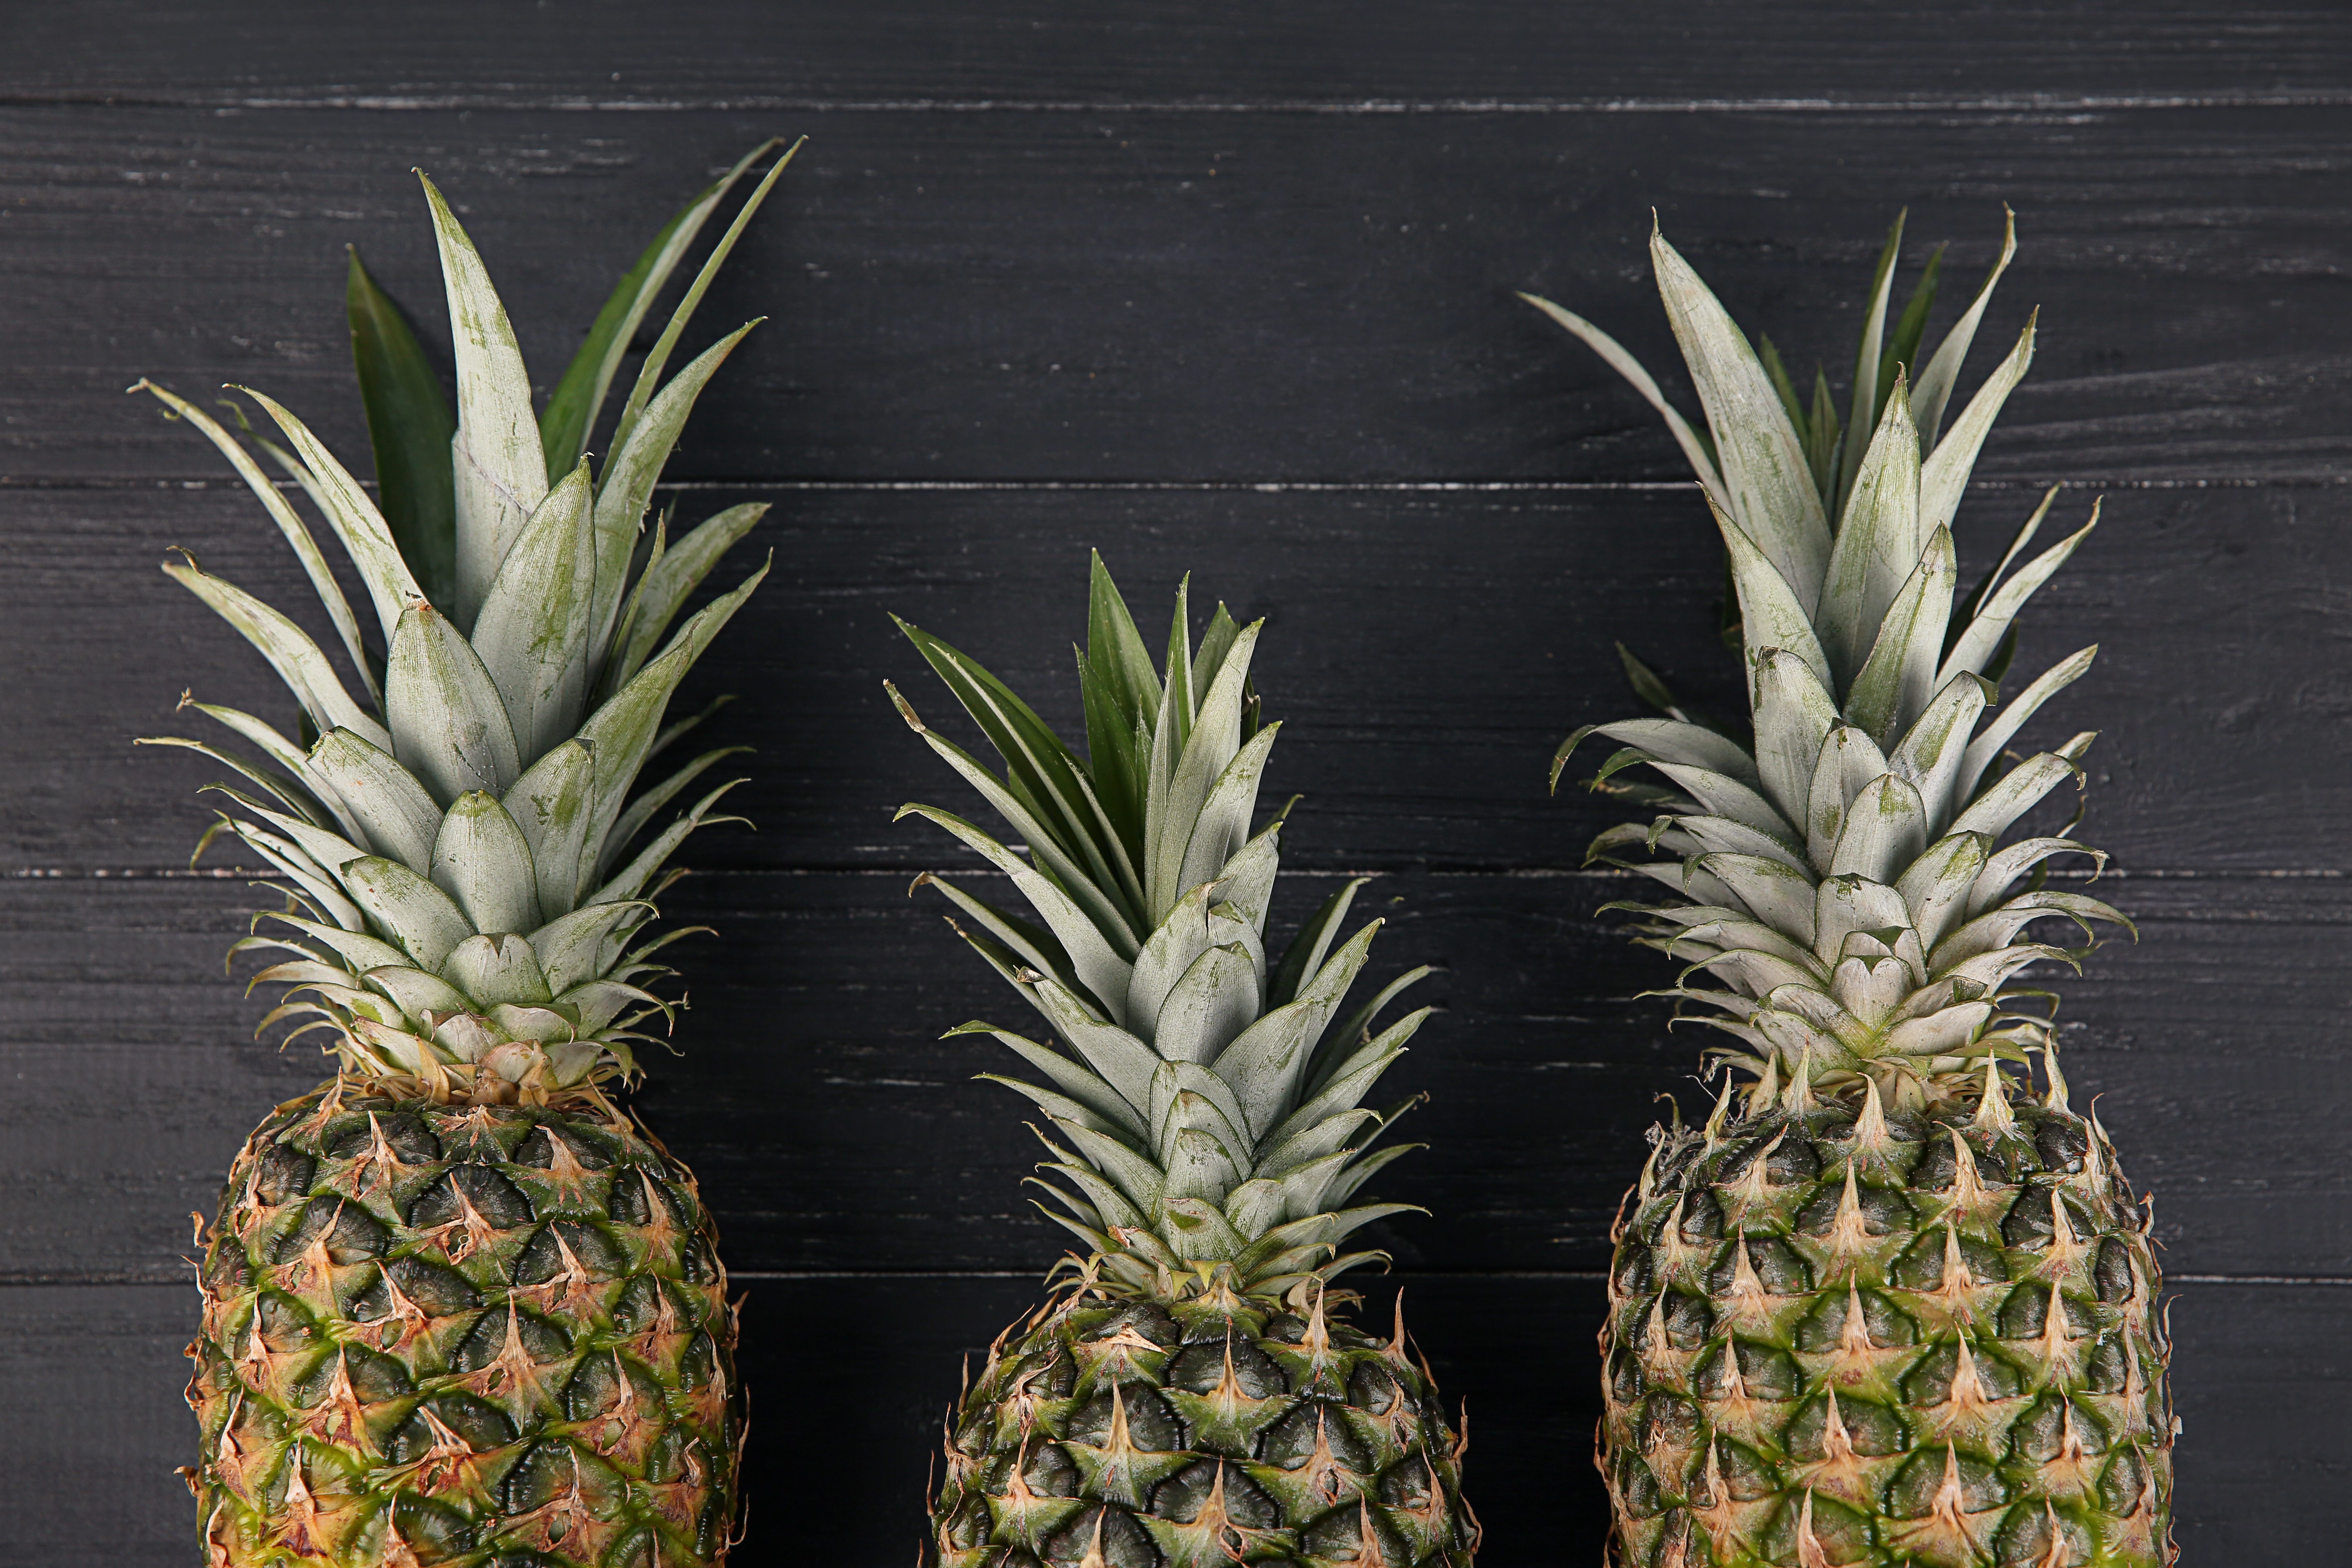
[147,142,793,1567]
[891,556,1480,1567]
[1527,214,2176,1567]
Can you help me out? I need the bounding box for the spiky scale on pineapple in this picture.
[1527,210,2175,1566]
[146,141,796,1566]
[893,555,1479,1566]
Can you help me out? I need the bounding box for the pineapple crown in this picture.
[138,141,796,1105]
[888,554,1434,1305]
[1528,210,2131,1115]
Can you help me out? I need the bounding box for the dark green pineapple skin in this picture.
[1601,1096,2174,1568]
[933,1285,1479,1566]
[187,1080,742,1567]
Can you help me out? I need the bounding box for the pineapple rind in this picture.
[935,1287,1476,1567]
[1530,212,2177,1566]
[187,1081,741,1567]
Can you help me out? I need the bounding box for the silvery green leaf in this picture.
[430,791,540,934]
[1956,487,2056,628]
[232,822,366,933]
[528,900,647,995]
[1029,976,1161,1112]
[185,701,357,837]
[1254,1109,1379,1181]
[1708,494,1831,693]
[363,964,472,1019]
[1844,526,1955,748]
[1836,211,1906,516]
[1653,231,1831,610]
[1676,815,1811,877]
[1917,315,2035,544]
[1828,951,1915,1028]
[241,387,425,642]
[1149,1061,1253,1165]
[1192,602,1244,704]
[1321,1168,1422,1216]
[588,322,759,657]
[419,172,548,628]
[1812,873,1911,969]
[587,779,745,907]
[1895,831,1991,951]
[899,802,1132,1025]
[1268,1149,1357,1221]
[1316,955,1431,1091]
[138,383,381,706]
[347,245,458,606]
[920,878,1075,998]
[1704,949,1824,1001]
[1939,510,2099,688]
[442,932,554,1007]
[343,854,474,970]
[541,140,783,479]
[1125,880,1222,1041]
[1658,911,1825,978]
[983,1073,1130,1140]
[1930,891,2131,970]
[1887,672,1991,832]
[893,619,1143,931]
[1958,645,2097,804]
[1151,943,1261,1067]
[472,462,598,761]
[163,556,389,753]
[604,502,769,697]
[1751,649,1840,829]
[501,740,595,919]
[601,745,748,878]
[1519,291,1727,508]
[1223,1179,1288,1238]
[557,978,665,1034]
[1949,749,2083,841]
[1648,762,1798,847]
[1174,721,1280,904]
[1820,382,1922,685]
[1209,822,1283,944]
[260,911,407,971]
[1910,206,2018,449]
[1148,622,1262,921]
[608,144,796,469]
[209,786,368,876]
[310,728,441,873]
[1585,718,1760,785]
[578,563,767,869]
[134,735,324,829]
[487,1004,572,1043]
[1969,837,2104,919]
[1209,922,1378,1140]
[948,1022,1149,1138]
[1805,725,1890,866]
[385,604,521,805]
[1696,854,1818,947]
[1267,877,1368,1011]
[1161,1124,1246,1207]
[1829,774,1928,884]
[1045,1158,1145,1232]
[1264,1013,1424,1150]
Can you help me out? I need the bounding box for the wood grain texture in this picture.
[2,105,2350,484]
[4,1276,2341,1565]
[4,1,2348,108]
[10,484,2346,875]
[2,5,2343,1561]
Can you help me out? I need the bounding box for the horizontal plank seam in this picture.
[3,475,2341,494]
[5,92,2352,115]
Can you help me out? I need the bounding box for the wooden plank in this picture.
[9,483,2346,875]
[6,2,2347,108]
[4,105,2350,484]
[2,1274,2336,1564]
[3,870,2342,1283]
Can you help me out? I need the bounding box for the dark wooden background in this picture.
[4,4,2348,1561]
